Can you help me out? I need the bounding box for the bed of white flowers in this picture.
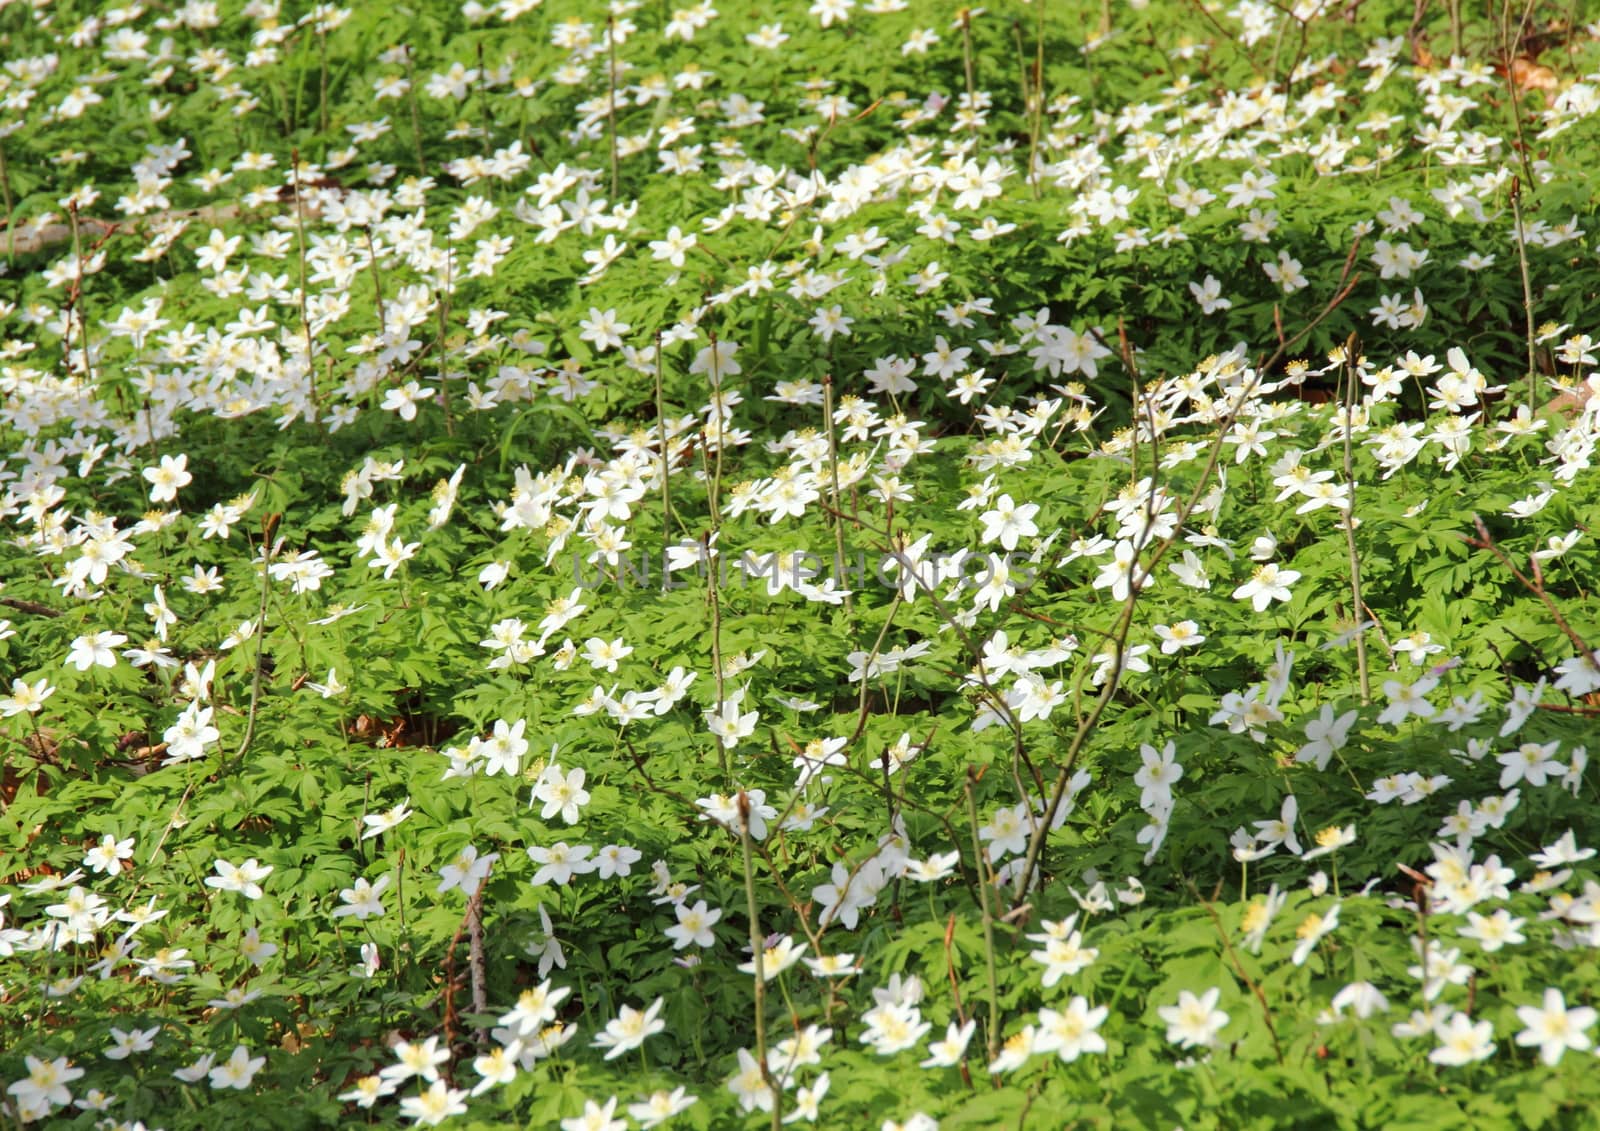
[3,0,1600,1127]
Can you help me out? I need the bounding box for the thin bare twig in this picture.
[230,513,280,774]
[739,793,783,1131]
[1340,332,1372,705]
[441,865,493,1052]
[0,597,61,618]
[1190,881,1285,1065]
[1509,176,1540,415]
[965,770,1002,1066]
[1467,516,1596,662]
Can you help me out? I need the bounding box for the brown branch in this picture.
[0,597,62,618]
[1467,515,1596,661]
[0,195,327,259]
[440,862,492,1057]
[1190,881,1285,1065]
[941,913,976,1090]
[2,204,238,258]
[467,894,488,1034]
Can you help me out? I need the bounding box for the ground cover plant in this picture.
[3,0,1600,1126]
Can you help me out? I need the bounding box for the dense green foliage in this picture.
[2,1,1600,1128]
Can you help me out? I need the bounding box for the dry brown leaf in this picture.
[1511,56,1559,92]
[1547,379,1597,418]
[279,1020,320,1053]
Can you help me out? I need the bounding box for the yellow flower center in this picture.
[1240,901,1268,934]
